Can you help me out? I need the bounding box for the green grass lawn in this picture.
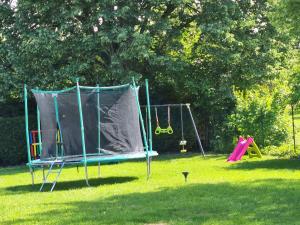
[1,154,300,225]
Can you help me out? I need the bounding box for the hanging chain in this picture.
[180,104,184,140]
[168,106,171,127]
[155,107,159,127]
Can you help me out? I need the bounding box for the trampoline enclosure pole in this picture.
[76,79,89,185]
[37,105,42,156]
[97,84,101,176]
[97,84,101,154]
[132,78,149,152]
[132,78,150,178]
[145,79,152,152]
[24,84,31,164]
[76,80,87,161]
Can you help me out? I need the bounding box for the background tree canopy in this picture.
[0,0,297,163]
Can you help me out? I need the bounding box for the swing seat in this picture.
[155,125,173,135]
[179,140,187,145]
[180,139,187,153]
[180,149,187,153]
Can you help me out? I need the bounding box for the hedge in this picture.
[0,106,204,166]
[0,116,35,166]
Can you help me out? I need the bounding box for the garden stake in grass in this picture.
[182,171,189,182]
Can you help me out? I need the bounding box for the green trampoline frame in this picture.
[24,78,157,189]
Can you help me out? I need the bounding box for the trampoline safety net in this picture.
[33,85,144,160]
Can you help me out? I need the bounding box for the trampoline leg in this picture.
[30,167,34,186]
[77,165,79,173]
[42,166,46,182]
[84,164,90,186]
[147,157,151,180]
[98,162,101,177]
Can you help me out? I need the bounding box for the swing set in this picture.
[144,103,205,156]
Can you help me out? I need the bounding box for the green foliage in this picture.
[0,116,35,166]
[262,144,298,158]
[280,0,300,36]
[174,0,288,151]
[271,0,300,104]
[1,0,201,99]
[228,82,290,148]
[289,61,300,104]
[0,0,291,154]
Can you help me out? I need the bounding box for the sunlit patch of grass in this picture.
[1,154,300,224]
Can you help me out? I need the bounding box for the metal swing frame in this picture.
[143,103,205,156]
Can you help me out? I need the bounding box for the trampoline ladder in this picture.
[39,161,65,192]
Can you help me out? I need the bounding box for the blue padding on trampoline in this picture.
[28,151,158,166]
[84,151,158,164]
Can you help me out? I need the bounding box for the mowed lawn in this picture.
[1,154,300,225]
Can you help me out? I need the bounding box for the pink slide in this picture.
[227,137,254,162]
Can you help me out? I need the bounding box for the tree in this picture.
[175,0,288,150]
[0,0,202,100]
[0,0,287,151]
[271,0,300,104]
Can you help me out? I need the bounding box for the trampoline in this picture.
[24,78,157,191]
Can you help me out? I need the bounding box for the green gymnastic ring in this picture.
[166,125,173,134]
[155,126,162,135]
[155,126,173,135]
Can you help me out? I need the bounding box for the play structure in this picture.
[29,130,40,160]
[227,136,262,162]
[24,78,158,191]
[143,103,205,155]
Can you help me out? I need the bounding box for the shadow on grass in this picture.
[0,165,27,176]
[0,153,209,176]
[293,115,300,120]
[4,176,138,194]
[227,158,300,170]
[3,178,300,225]
[153,152,217,161]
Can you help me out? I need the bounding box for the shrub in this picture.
[228,83,291,148]
[0,116,35,166]
[262,145,299,158]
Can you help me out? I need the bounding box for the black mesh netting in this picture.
[33,85,144,160]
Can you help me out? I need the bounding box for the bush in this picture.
[228,83,291,148]
[262,145,299,158]
[0,116,35,166]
